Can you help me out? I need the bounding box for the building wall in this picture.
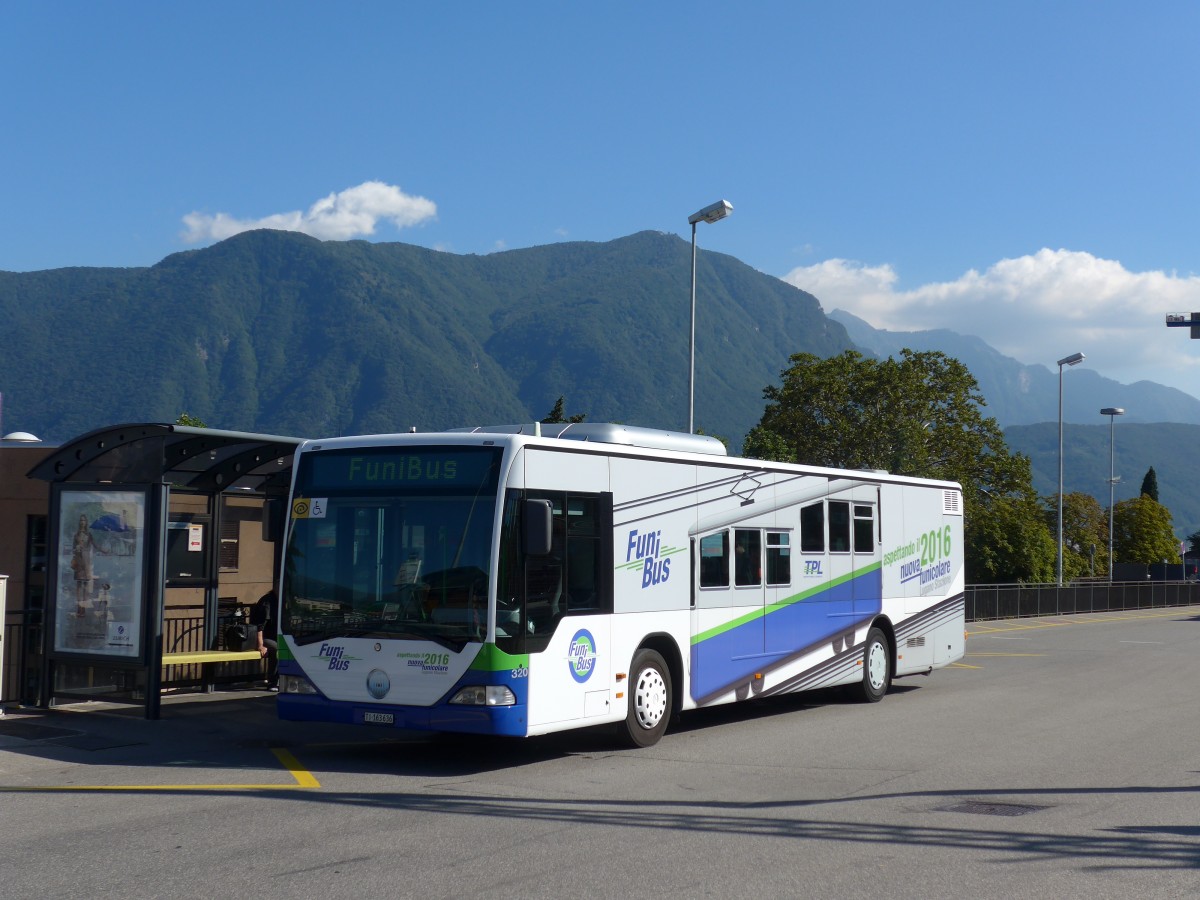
[0,444,54,611]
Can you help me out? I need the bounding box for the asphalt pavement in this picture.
[2,607,1199,899]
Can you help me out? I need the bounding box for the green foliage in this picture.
[745,349,1052,583]
[1045,492,1109,580]
[175,413,207,428]
[0,229,855,446]
[1188,529,1200,556]
[541,396,586,424]
[1140,466,1159,501]
[1113,495,1179,564]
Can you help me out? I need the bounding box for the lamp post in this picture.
[1100,406,1124,580]
[1056,352,1085,586]
[687,199,733,433]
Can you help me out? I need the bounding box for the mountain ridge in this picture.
[830,308,1200,427]
[0,229,851,448]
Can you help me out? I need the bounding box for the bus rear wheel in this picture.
[621,649,671,748]
[854,626,891,703]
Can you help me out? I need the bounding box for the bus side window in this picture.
[699,532,729,588]
[853,504,875,553]
[565,494,601,612]
[734,529,761,586]
[829,501,851,553]
[800,502,824,553]
[766,531,791,585]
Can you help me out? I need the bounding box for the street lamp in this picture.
[688,199,733,433]
[1056,352,1085,586]
[1100,406,1124,580]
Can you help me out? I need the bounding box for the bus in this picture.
[276,422,965,747]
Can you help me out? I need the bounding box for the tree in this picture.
[1187,529,1200,556]
[1045,492,1109,580]
[541,396,586,424]
[1113,495,1179,564]
[175,413,207,428]
[744,349,1054,583]
[1140,466,1159,502]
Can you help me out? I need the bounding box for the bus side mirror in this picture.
[523,499,553,556]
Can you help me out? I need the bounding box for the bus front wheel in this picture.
[621,649,671,748]
[854,626,891,703]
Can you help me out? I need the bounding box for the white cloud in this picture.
[181,181,437,243]
[782,250,1200,396]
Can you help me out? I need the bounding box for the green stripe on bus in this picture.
[690,561,882,646]
[469,642,530,672]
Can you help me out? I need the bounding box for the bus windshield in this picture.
[282,445,503,650]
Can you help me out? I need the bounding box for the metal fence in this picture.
[1,610,265,706]
[965,581,1200,621]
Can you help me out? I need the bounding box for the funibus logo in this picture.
[621,528,682,589]
[567,629,597,683]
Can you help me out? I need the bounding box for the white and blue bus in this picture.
[276,423,965,747]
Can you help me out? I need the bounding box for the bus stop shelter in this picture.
[28,423,304,718]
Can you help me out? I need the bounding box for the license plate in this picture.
[363,711,394,725]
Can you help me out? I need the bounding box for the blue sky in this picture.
[5,3,1200,401]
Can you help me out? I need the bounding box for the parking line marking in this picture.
[0,747,321,793]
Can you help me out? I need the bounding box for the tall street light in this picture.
[688,199,733,434]
[1056,351,1085,586]
[1100,406,1125,581]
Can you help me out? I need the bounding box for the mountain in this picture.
[1005,422,1200,541]
[0,229,853,449]
[830,309,1200,427]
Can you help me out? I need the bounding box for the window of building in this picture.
[219,520,240,572]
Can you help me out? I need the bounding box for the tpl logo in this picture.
[804,560,823,576]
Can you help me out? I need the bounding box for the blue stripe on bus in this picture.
[690,568,883,702]
[276,659,530,736]
[277,693,529,735]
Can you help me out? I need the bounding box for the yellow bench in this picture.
[162,649,264,692]
[162,649,262,666]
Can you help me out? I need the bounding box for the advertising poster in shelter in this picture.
[53,490,146,657]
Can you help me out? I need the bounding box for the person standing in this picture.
[250,588,279,691]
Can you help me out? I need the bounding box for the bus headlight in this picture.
[449,685,516,706]
[280,675,319,695]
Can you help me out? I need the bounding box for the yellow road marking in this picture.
[0,747,320,793]
[965,652,1045,657]
[948,662,981,669]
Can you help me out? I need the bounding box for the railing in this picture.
[2,607,41,707]
[0,611,264,705]
[161,610,266,688]
[965,581,1200,622]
